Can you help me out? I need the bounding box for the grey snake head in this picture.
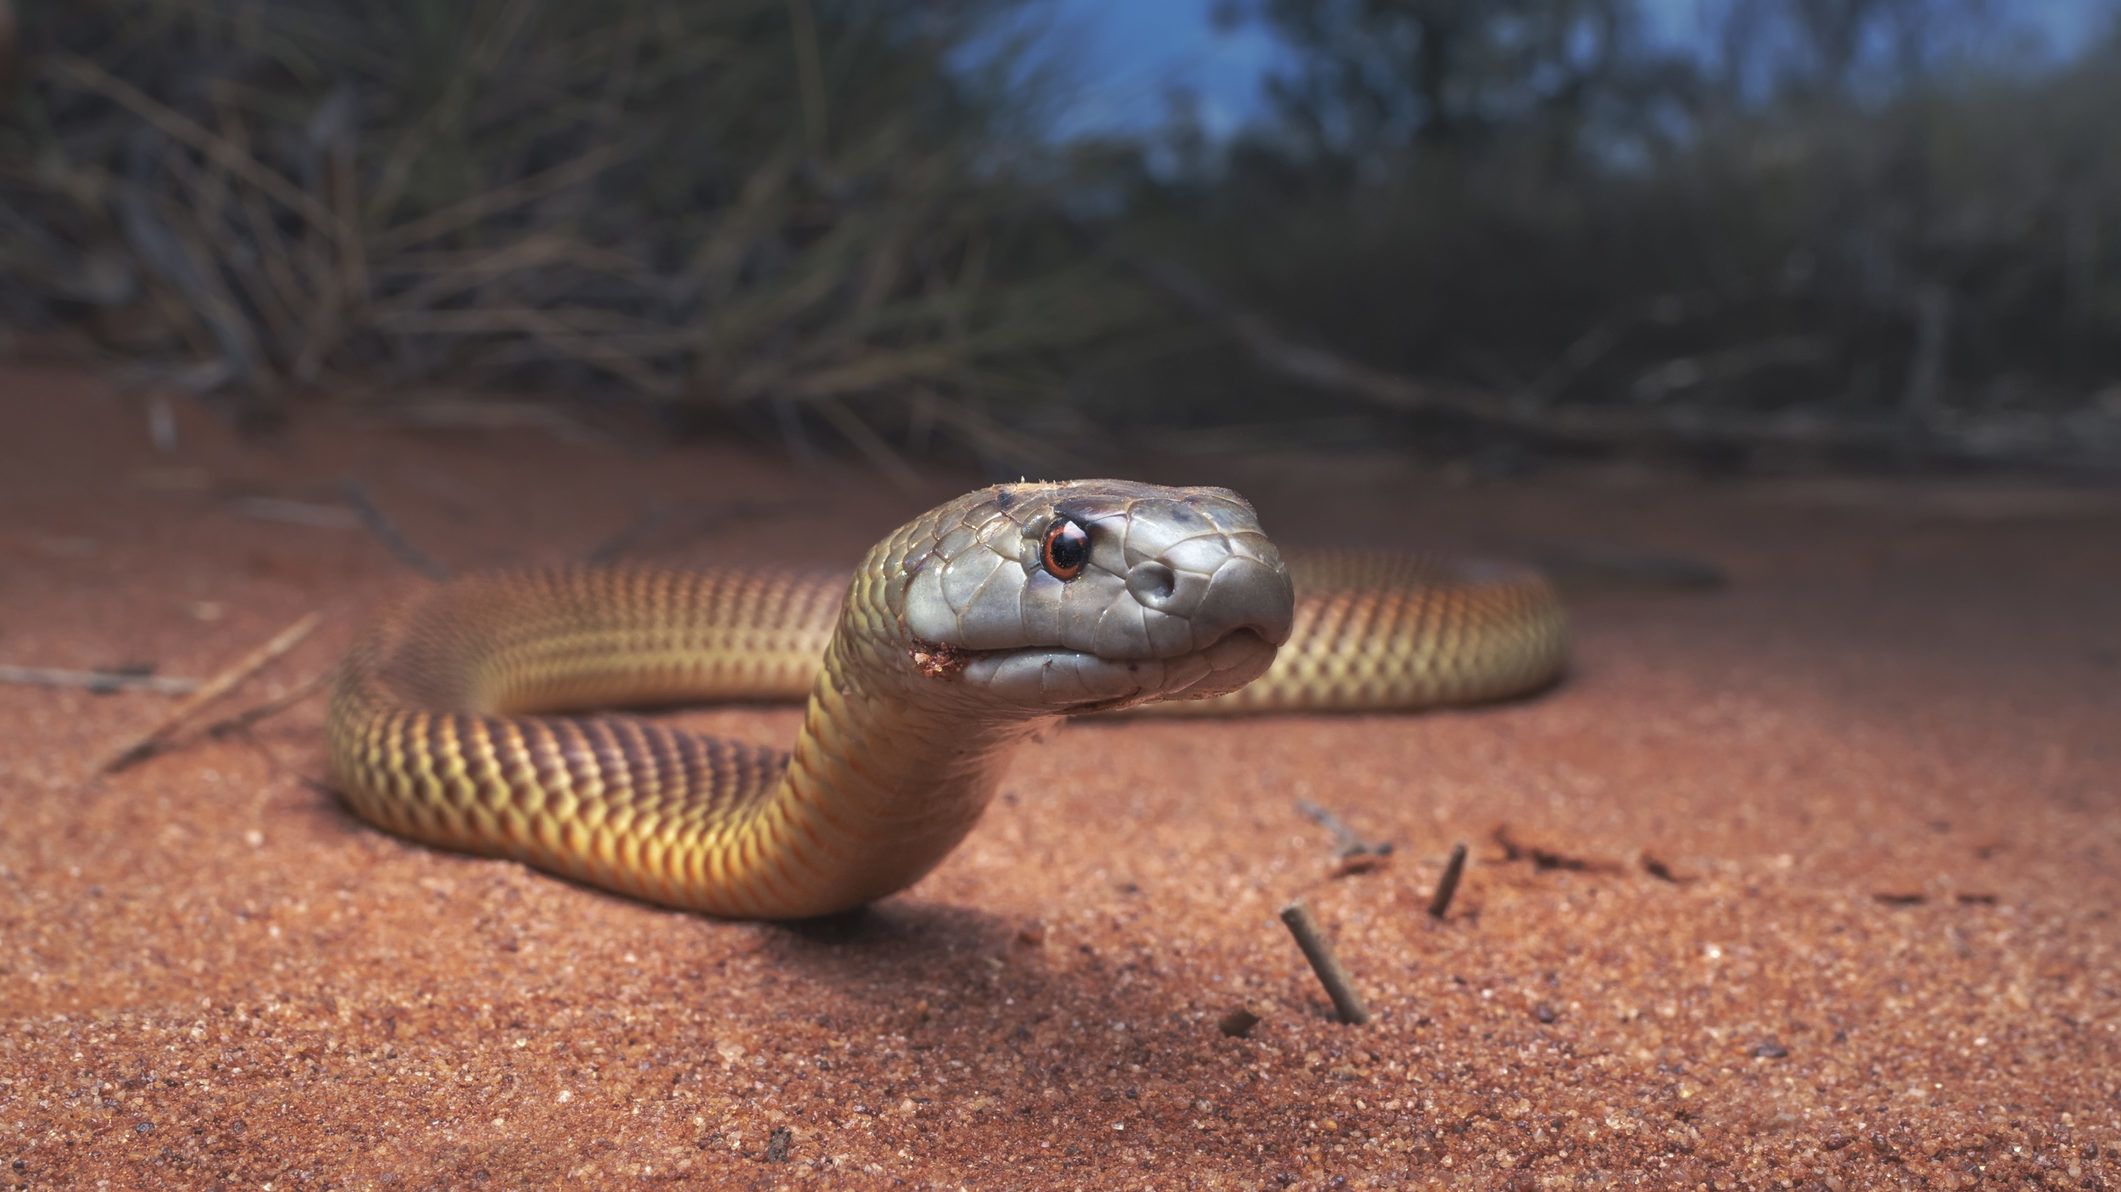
[890,479,1294,714]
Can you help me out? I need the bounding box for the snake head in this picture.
[893,479,1294,714]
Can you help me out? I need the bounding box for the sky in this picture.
[1042,0,2115,139]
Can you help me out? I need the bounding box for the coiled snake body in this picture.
[328,480,1565,918]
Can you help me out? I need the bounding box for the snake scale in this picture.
[327,480,1566,919]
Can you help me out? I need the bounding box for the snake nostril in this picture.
[1128,561,1179,607]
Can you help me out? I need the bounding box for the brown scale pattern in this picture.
[327,544,1565,917]
[1153,552,1566,714]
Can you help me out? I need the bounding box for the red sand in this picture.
[2,366,2116,1188]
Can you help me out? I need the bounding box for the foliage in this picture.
[0,0,1150,469]
[3,0,2117,472]
[1104,0,2121,468]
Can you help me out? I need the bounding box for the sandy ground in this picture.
[1,365,2117,1189]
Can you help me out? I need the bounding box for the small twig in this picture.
[48,53,343,237]
[1295,799,1366,855]
[204,669,334,740]
[340,480,450,579]
[96,611,323,775]
[1296,798,1394,876]
[1491,824,1623,874]
[1639,853,1687,883]
[1627,336,1830,404]
[368,142,626,254]
[1428,842,1469,919]
[0,664,200,696]
[1278,902,1369,1025]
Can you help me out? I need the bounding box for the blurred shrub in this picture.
[4,0,2116,472]
[1094,1,2121,467]
[0,0,1153,469]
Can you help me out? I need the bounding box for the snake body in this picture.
[327,480,1565,918]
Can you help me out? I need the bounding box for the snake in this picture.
[326,480,1566,919]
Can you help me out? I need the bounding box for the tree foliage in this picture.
[1098,0,2121,467]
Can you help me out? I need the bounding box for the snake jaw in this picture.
[914,621,1280,713]
[897,480,1294,714]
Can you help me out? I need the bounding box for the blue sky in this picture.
[1040,1,1284,139]
[1043,0,2114,139]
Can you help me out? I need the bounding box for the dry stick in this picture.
[340,480,450,580]
[368,233,582,320]
[1121,251,2107,474]
[1429,842,1470,919]
[165,116,298,356]
[49,54,341,237]
[1278,902,1370,1026]
[204,669,334,740]
[96,611,323,775]
[369,143,624,255]
[1296,798,1390,859]
[412,304,677,396]
[0,664,200,696]
[1295,798,1363,854]
[225,112,312,347]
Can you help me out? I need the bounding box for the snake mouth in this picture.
[957,624,1281,713]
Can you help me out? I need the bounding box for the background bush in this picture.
[4,0,2117,473]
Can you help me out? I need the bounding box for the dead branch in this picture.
[340,480,450,579]
[95,611,323,775]
[204,669,334,740]
[1278,901,1370,1025]
[1124,251,2114,474]
[0,664,199,696]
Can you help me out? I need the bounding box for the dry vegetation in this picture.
[0,0,1145,472]
[1095,0,2121,472]
[2,0,2118,474]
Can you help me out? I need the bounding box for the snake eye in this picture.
[1040,517,1090,581]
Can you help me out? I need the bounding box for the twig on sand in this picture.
[205,669,334,740]
[0,663,200,696]
[1279,901,1370,1025]
[1491,824,1622,874]
[1296,799,1393,876]
[1428,842,1470,919]
[96,611,323,775]
[340,479,450,579]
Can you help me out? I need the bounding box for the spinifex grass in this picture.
[1,0,1153,468]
